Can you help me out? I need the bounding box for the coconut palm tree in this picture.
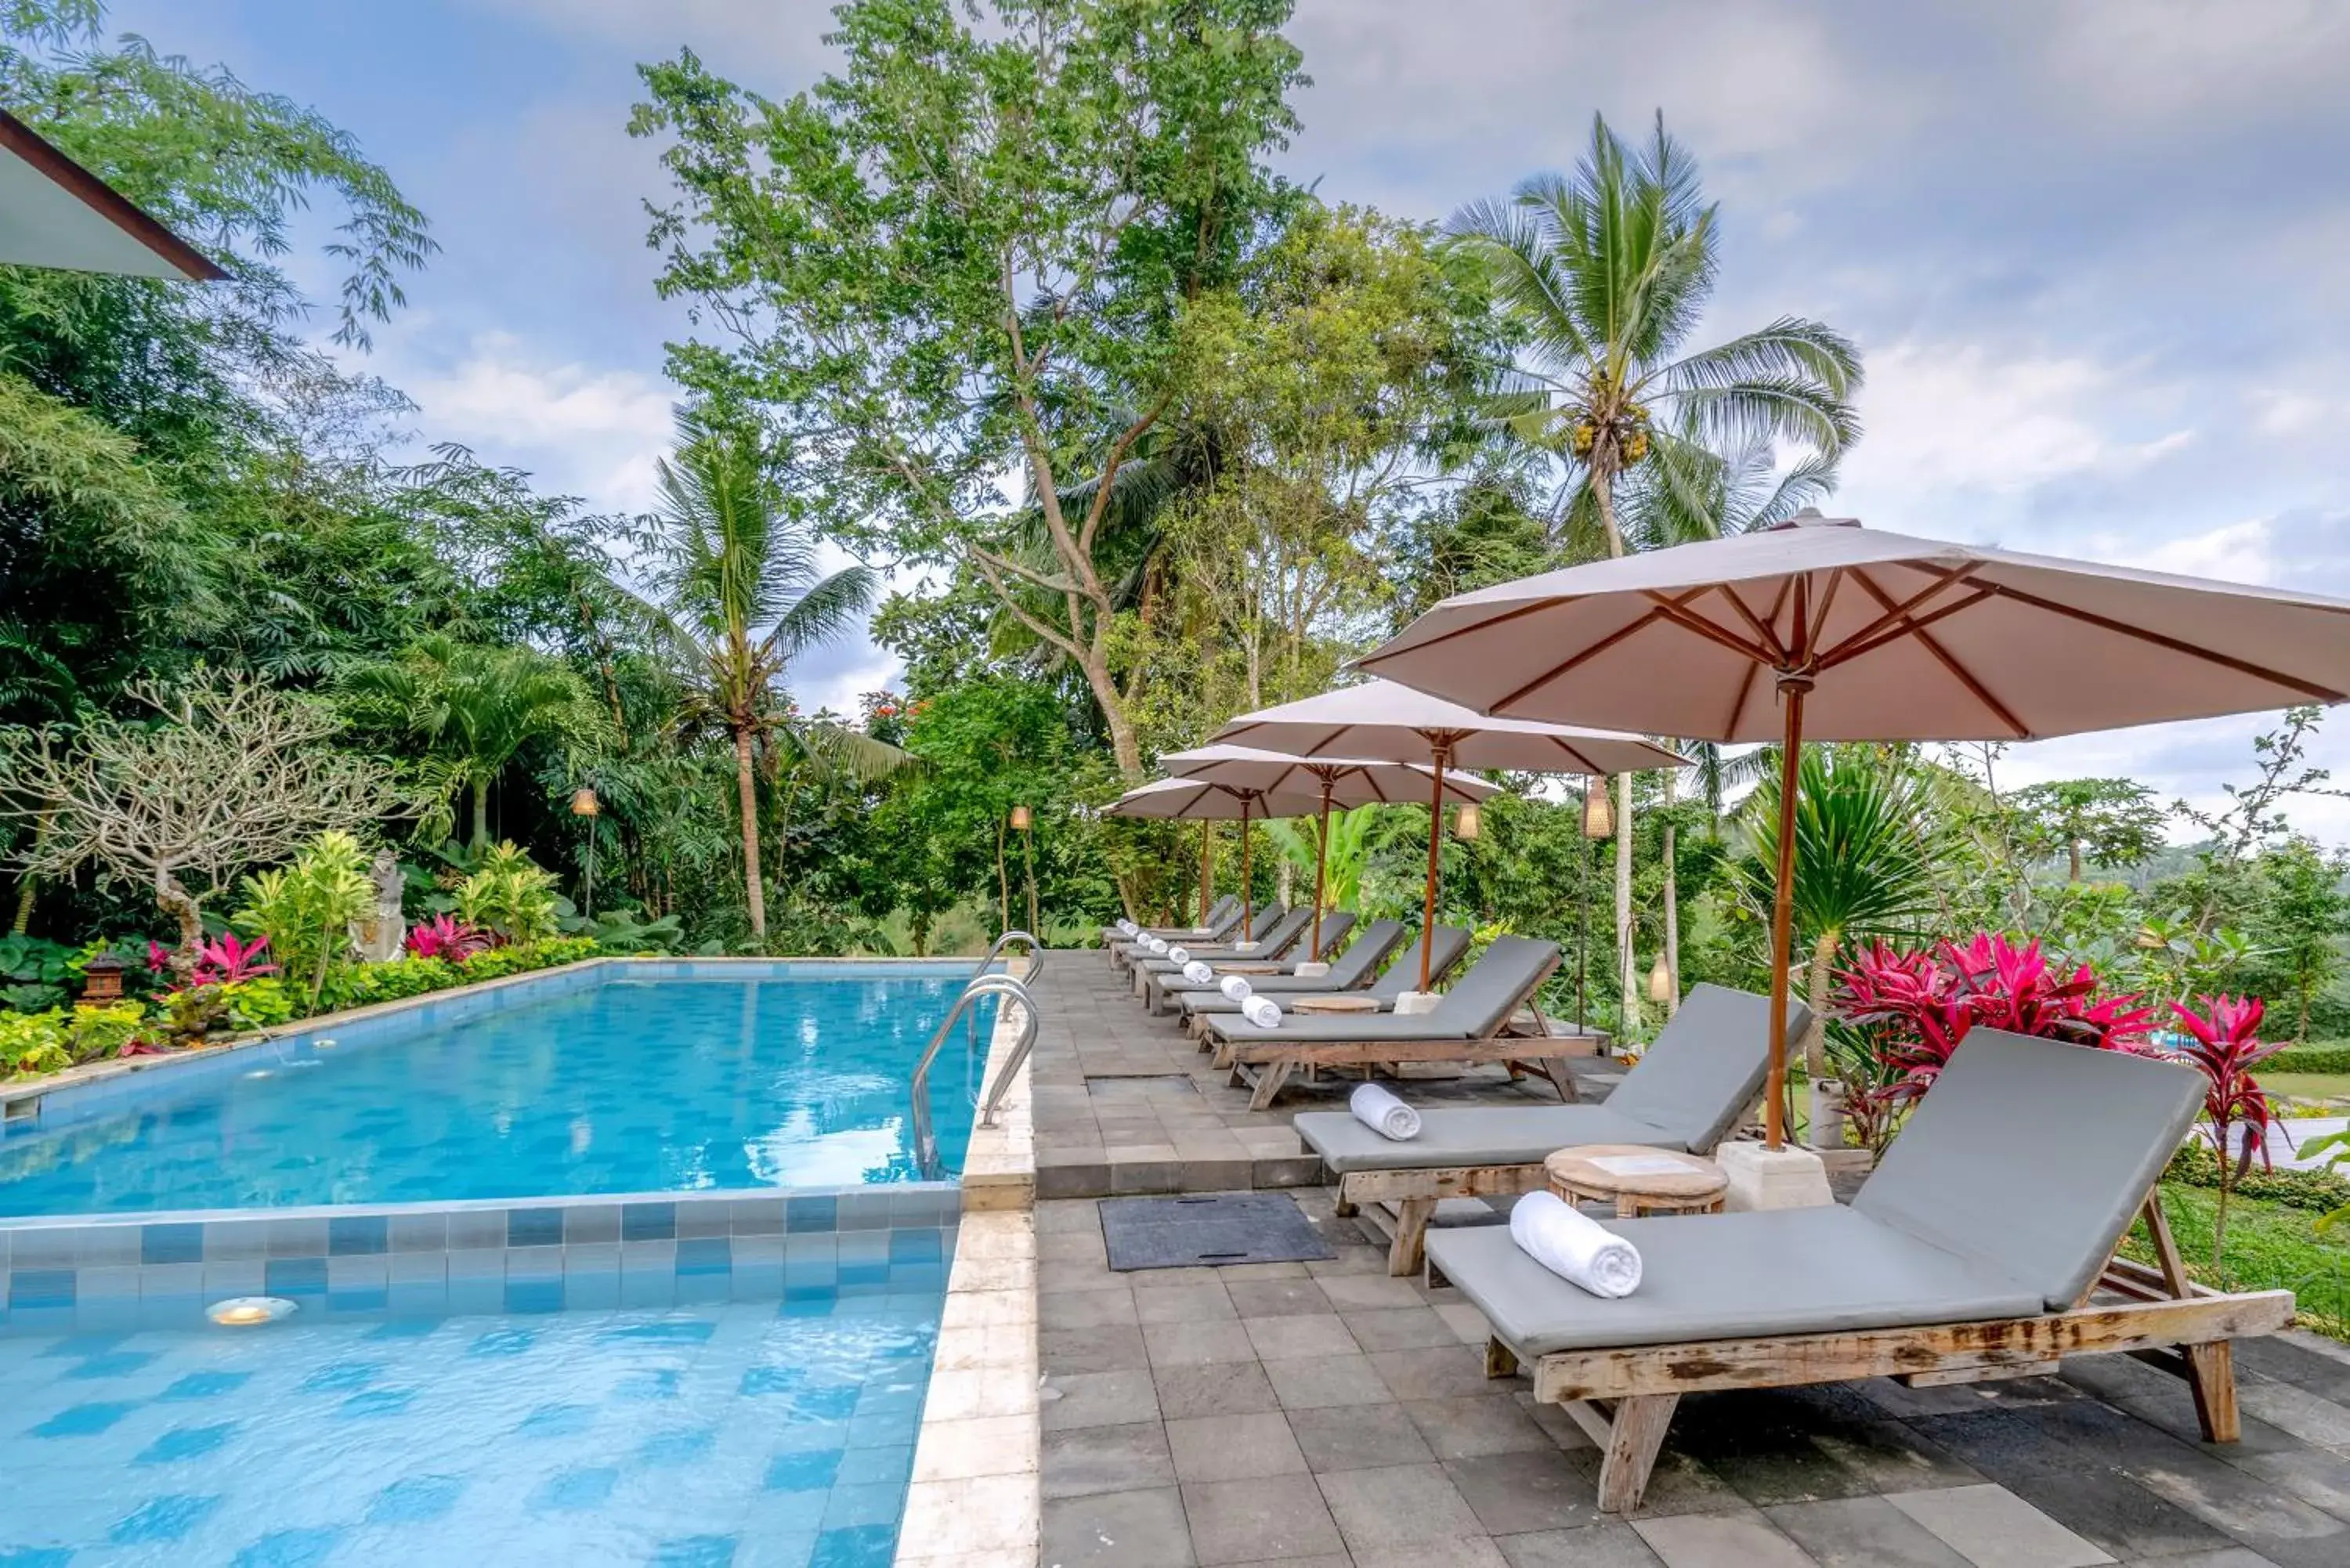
[1449,111,1862,1036]
[643,414,895,941]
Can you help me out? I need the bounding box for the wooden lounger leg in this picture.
[1332,1176,1359,1219]
[1246,1060,1296,1113]
[1387,1196,1435,1277]
[2186,1340,2240,1443]
[1587,1394,1679,1515]
[1485,1336,1519,1379]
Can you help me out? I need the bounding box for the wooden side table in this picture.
[1290,993,1381,1016]
[1544,1143,1727,1217]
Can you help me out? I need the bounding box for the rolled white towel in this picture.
[1219,974,1253,1002]
[1241,995,1283,1029]
[1182,960,1214,984]
[1143,935,1169,954]
[1510,1190,1642,1299]
[1118,918,1137,937]
[1166,945,1191,966]
[1349,1082,1421,1141]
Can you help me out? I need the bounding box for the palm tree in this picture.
[339,633,598,846]
[643,415,891,941]
[1449,112,1861,1036]
[1737,746,1936,1099]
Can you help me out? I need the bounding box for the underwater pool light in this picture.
[206,1295,297,1327]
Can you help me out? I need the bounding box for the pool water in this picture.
[0,1292,938,1566]
[0,974,987,1216]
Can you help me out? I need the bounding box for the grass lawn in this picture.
[2124,1182,2350,1341]
[2261,1071,2350,1108]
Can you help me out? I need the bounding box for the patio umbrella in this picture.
[1106,777,1330,944]
[0,108,223,280]
[1358,509,2350,1147]
[1209,681,1687,990]
[1159,745,1502,961]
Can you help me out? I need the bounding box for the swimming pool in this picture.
[0,964,990,1216]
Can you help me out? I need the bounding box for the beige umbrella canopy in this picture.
[0,108,223,280]
[1160,746,1502,961]
[1106,777,1329,942]
[1360,509,2350,1146]
[1209,681,1687,989]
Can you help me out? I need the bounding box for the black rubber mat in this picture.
[1099,1192,1336,1270]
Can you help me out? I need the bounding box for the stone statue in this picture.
[349,848,407,962]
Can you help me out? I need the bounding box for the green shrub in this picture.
[456,936,599,982]
[235,831,374,1005]
[2268,1043,2350,1076]
[2165,1141,2350,1216]
[218,977,296,1030]
[0,1002,153,1079]
[455,843,560,944]
[317,956,456,1011]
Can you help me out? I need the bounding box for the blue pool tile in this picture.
[836,1444,912,1487]
[600,1318,715,1344]
[338,1389,414,1418]
[299,1361,380,1393]
[504,1280,564,1314]
[469,1326,537,1358]
[638,1428,716,1467]
[135,1424,235,1464]
[515,1402,594,1438]
[33,1401,139,1437]
[530,1467,617,1512]
[326,1287,390,1315]
[110,1494,221,1544]
[562,1205,620,1244]
[764,1449,843,1492]
[780,1292,836,1318]
[789,1385,860,1422]
[613,1368,682,1401]
[888,1229,942,1264]
[159,1370,251,1400]
[507,1208,562,1248]
[38,1332,125,1358]
[141,1223,204,1265]
[0,1548,73,1566]
[65,1349,158,1379]
[810,1523,895,1568]
[367,1475,464,1524]
[621,1202,676,1241]
[785,1196,837,1234]
[363,1319,440,1342]
[8,1270,74,1310]
[231,1526,344,1567]
[651,1535,739,1568]
[675,1237,732,1276]
[263,1257,327,1298]
[327,1215,388,1255]
[739,1364,803,1396]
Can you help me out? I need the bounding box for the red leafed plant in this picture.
[2169,994,2287,1271]
[190,932,277,986]
[1831,934,2157,1129]
[405,914,494,961]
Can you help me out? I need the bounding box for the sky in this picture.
[103,0,2350,842]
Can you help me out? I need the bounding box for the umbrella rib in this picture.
[1817,585,1998,671]
[1814,562,1978,666]
[1723,656,1763,738]
[1713,582,1792,664]
[1980,583,2348,703]
[1842,569,2027,737]
[1641,592,1780,664]
[1548,735,1606,775]
[1488,608,1670,712]
[1356,594,1567,670]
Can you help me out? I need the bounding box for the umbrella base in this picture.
[1394,991,1443,1016]
[1717,1141,1833,1212]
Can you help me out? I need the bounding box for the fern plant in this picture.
[234,831,373,1007]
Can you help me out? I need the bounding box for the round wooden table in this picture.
[1544,1143,1728,1217]
[1289,993,1381,1016]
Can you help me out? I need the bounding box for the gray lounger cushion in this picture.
[1601,984,1810,1151]
[1206,934,1559,1046]
[1101,894,1242,944]
[1426,1206,2041,1354]
[1119,901,1284,966]
[1136,908,1310,972]
[1181,927,1468,1014]
[1425,1030,2206,1354]
[1302,1105,1696,1173]
[1155,914,1376,996]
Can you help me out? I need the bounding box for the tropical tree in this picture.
[642,417,888,941]
[338,634,600,847]
[2009,778,2167,882]
[1448,111,1862,1036]
[1737,746,1938,1086]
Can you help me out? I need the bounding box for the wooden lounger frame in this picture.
[1470,1190,2294,1515]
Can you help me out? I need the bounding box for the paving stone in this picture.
[1041,1484,1195,1567]
[1908,1411,2232,1559]
[1165,1411,1308,1484]
[2111,1550,2283,1566]
[1885,1483,2116,1568]
[1266,1353,1397,1411]
[1498,1521,1670,1566]
[1145,1319,1260,1367]
[1314,1272,1426,1311]
[1766,1496,1973,1566]
[1632,1509,1821,1568]
[1227,1278,1334,1318]
[2236,1380,2350,1451]
[1372,1345,1501,1402]
[1042,1421,1177,1499]
[1042,1284,1138,1330]
[1154,1360,1282,1421]
[1040,1324,1152,1374]
[1180,1474,1346,1564]
[1344,1305,1466,1351]
[1042,1367,1162,1432]
[1445,1449,1603,1534]
[1318,1461,1488,1550]
[1244,1313,1359,1362]
[1034,1199,1104,1234]
[1404,1395,1563,1461]
[2123,1456,2349,1568]
[1517,1392,1600,1453]
[1133,1281,1237,1323]
[1288,1401,1438,1472]
[2228,1447,2350,1522]
[1350,1538,1513,1567]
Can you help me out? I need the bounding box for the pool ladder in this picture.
[909,931,1044,1180]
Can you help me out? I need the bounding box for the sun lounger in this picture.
[1205,934,1565,1111]
[1099,894,1241,952]
[1127,908,1310,994]
[1430,1029,2294,1513]
[1182,925,1471,1037]
[1294,984,1805,1274]
[1111,901,1278,969]
[1138,912,1363,1012]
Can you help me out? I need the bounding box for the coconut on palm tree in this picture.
[643,414,898,941]
[1448,111,1861,1036]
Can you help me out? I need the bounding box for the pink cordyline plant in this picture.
[190,932,277,986]
[405,914,494,961]
[2169,994,2287,1273]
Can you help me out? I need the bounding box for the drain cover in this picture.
[1099,1193,1335,1270]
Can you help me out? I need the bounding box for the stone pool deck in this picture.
[1019,949,2350,1568]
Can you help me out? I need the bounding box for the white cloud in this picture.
[401,332,674,513]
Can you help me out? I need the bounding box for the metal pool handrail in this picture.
[909,974,1036,1180]
[974,928,1043,988]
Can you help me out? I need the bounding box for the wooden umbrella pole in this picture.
[1311,778,1333,962]
[1419,746,1449,991]
[1240,796,1254,942]
[1763,677,1810,1150]
[1199,819,1213,925]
